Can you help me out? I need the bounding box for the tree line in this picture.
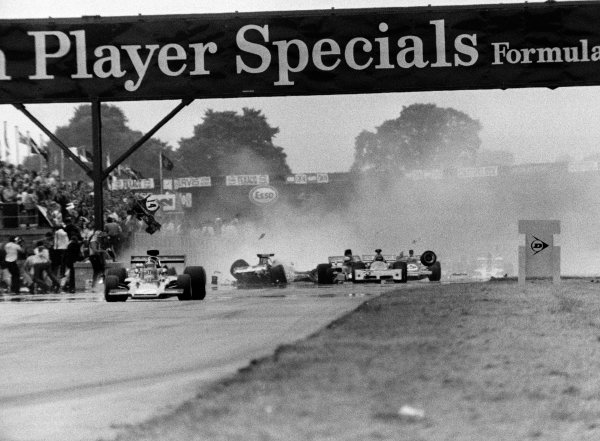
[25,102,503,181]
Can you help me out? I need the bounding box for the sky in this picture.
[0,0,595,173]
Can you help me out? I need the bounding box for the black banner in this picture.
[1,2,600,103]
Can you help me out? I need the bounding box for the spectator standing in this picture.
[4,236,23,294]
[53,225,69,278]
[63,235,81,293]
[88,229,106,288]
[64,216,81,241]
[21,187,38,228]
[103,217,122,260]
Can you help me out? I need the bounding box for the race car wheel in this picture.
[106,267,127,284]
[391,261,408,283]
[230,259,249,277]
[104,275,127,302]
[184,266,207,300]
[428,261,442,282]
[420,250,437,267]
[316,263,333,284]
[177,274,192,301]
[270,264,287,286]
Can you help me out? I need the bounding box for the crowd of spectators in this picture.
[0,161,150,294]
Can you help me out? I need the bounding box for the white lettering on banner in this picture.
[568,161,598,173]
[286,173,329,184]
[163,176,212,189]
[492,40,600,65]
[27,30,218,91]
[179,193,192,208]
[316,173,329,183]
[111,178,155,190]
[236,20,478,86]
[226,175,269,186]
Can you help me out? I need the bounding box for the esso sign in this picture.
[249,185,278,206]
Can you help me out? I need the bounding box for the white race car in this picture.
[316,251,406,284]
[352,253,407,283]
[104,250,206,302]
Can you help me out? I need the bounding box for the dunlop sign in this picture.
[3,2,600,103]
[249,185,278,206]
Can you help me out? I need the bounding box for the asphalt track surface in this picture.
[0,281,425,441]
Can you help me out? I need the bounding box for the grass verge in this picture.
[111,280,600,441]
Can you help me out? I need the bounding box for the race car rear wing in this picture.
[130,255,187,265]
[361,254,397,263]
[328,255,361,265]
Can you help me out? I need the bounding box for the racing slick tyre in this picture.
[106,267,127,284]
[177,274,192,301]
[230,259,249,278]
[316,263,333,284]
[104,275,127,302]
[184,266,207,300]
[354,261,366,270]
[270,264,287,286]
[428,261,442,282]
[420,250,437,267]
[391,261,408,283]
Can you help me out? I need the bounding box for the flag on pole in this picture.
[161,152,174,171]
[18,131,48,161]
[68,147,93,163]
[3,121,10,162]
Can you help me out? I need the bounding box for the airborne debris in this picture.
[258,233,266,240]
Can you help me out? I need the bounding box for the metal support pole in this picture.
[91,99,104,231]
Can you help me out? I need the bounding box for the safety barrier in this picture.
[0,203,40,229]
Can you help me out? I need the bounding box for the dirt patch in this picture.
[111,280,600,441]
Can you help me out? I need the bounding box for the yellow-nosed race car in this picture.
[104,250,206,302]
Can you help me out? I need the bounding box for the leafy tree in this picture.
[44,104,174,181]
[351,103,482,173]
[176,108,291,176]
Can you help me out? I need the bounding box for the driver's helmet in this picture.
[145,256,160,268]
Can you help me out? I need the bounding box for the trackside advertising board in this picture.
[2,2,600,103]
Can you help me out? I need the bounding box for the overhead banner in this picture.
[2,2,600,103]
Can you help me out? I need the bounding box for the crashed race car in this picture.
[316,250,406,284]
[230,254,287,288]
[397,250,442,282]
[104,250,206,302]
[316,249,441,284]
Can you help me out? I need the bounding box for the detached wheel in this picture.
[316,263,333,284]
[177,274,192,301]
[428,262,442,282]
[270,265,287,286]
[104,275,127,302]
[230,259,249,278]
[391,261,408,283]
[184,266,207,300]
[106,267,127,284]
